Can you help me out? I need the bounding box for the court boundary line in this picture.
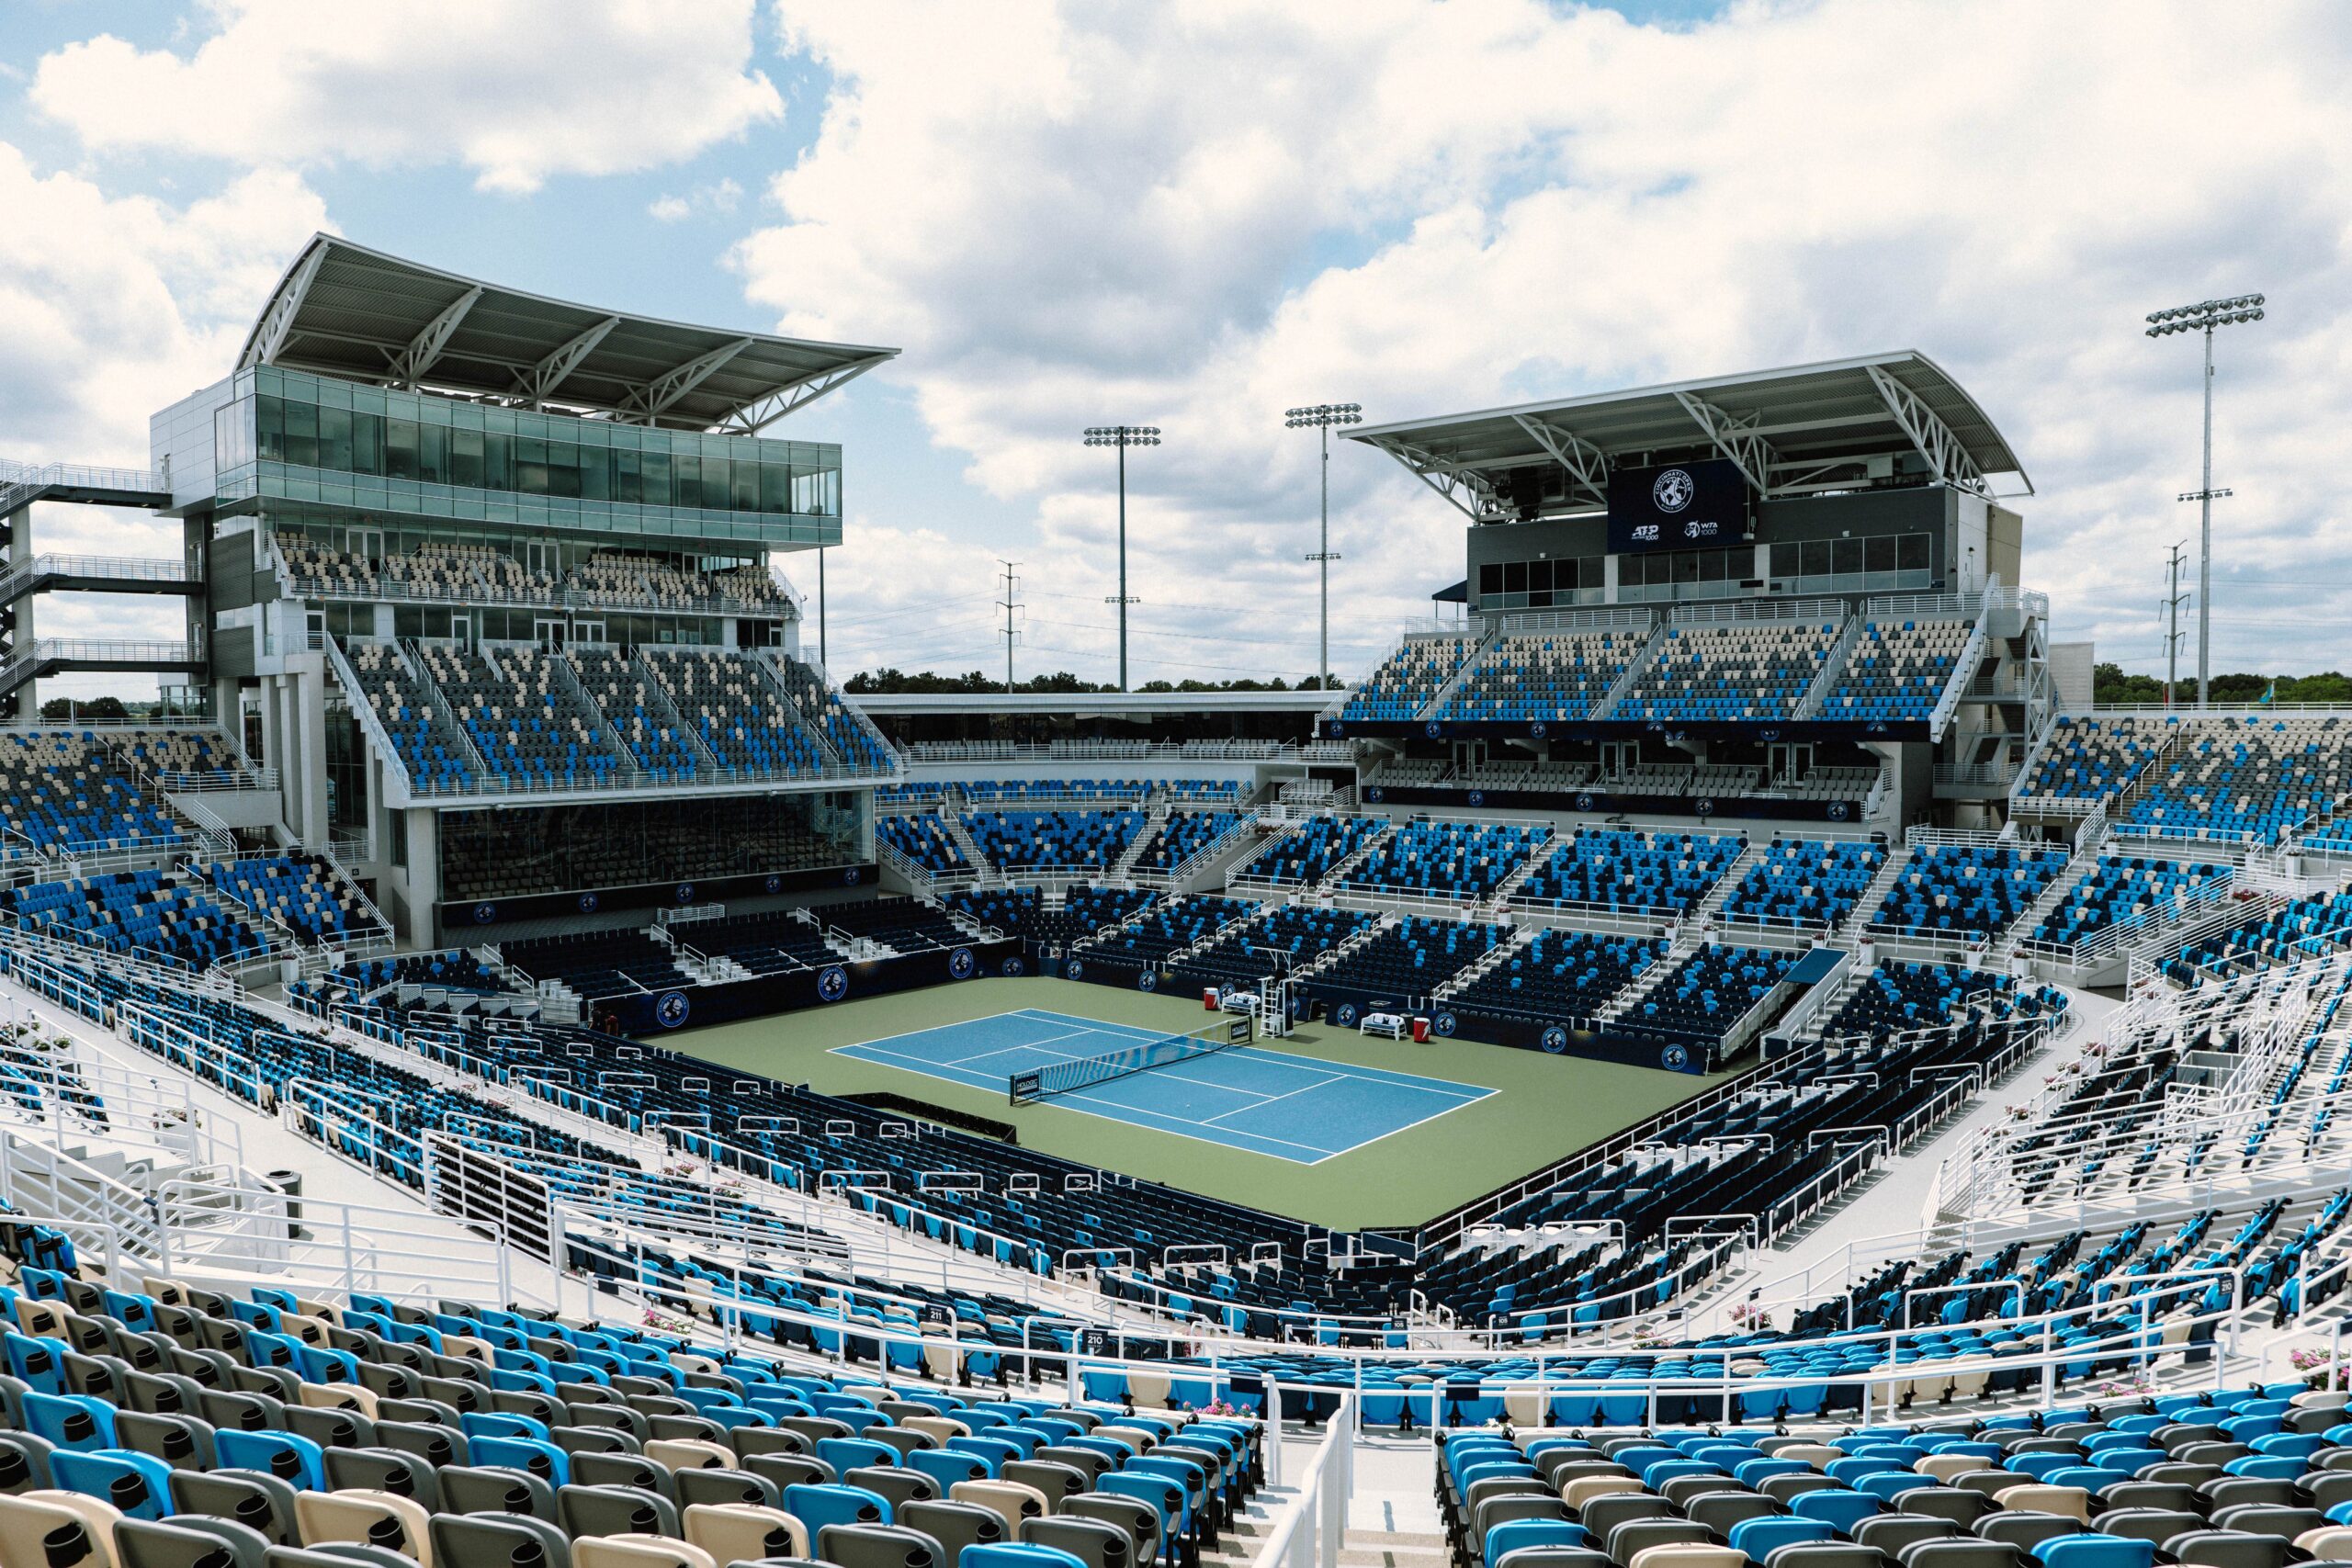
[826,1005,1499,1165]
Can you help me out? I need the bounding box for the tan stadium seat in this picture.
[953,1479,1053,1532]
[682,1502,810,1564]
[571,1535,720,1568]
[296,1489,435,1566]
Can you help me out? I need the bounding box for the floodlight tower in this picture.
[2146,294,2265,708]
[1286,402,1361,690]
[1082,424,1159,691]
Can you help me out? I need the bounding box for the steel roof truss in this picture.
[1509,414,1611,507]
[518,315,619,408]
[1866,364,1990,498]
[388,286,484,389]
[1672,392,1779,496]
[246,243,330,371]
[618,337,756,423]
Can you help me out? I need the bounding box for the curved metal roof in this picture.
[1348,352,2030,519]
[238,233,897,434]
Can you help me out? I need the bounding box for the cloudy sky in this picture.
[1,0,2344,694]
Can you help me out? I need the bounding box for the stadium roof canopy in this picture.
[1348,352,2030,523]
[237,233,898,434]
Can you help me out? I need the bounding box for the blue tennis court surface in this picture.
[831,1007,1496,1164]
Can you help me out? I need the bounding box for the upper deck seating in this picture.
[1340,636,1479,721]
[1516,829,1743,914]
[641,647,827,777]
[1816,615,1975,723]
[415,643,627,788]
[2017,714,2169,805]
[965,808,1146,872]
[567,644,703,779]
[1440,627,1643,721]
[1345,818,1549,899]
[343,640,474,790]
[1869,842,2071,938]
[1618,619,1843,722]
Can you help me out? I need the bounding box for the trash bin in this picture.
[1203,988,1220,1010]
[267,1168,305,1240]
[1411,1016,1431,1043]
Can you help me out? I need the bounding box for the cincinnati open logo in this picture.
[818,965,848,1002]
[1138,970,1158,992]
[1653,468,1695,513]
[949,947,976,979]
[1336,1003,1359,1027]
[576,893,597,914]
[471,902,496,924]
[1433,1012,1457,1037]
[656,991,691,1029]
[1661,1043,1691,1070]
[1541,1025,1569,1053]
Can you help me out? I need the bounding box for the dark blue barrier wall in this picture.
[615,937,1023,1034]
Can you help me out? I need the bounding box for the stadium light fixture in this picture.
[2144,293,2265,708]
[1285,402,1363,691]
[1081,424,1160,691]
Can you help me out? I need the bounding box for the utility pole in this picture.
[2161,538,2190,711]
[997,559,1023,693]
[2147,294,2265,707]
[1286,403,1362,688]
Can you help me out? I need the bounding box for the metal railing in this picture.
[0,461,169,513]
[1259,1393,1353,1568]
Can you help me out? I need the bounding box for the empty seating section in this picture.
[283,535,805,611]
[415,643,626,787]
[343,640,474,790]
[1133,809,1244,873]
[1446,927,1667,1019]
[783,656,895,771]
[944,884,1158,945]
[1819,615,1974,722]
[1169,778,1247,803]
[1340,635,1479,720]
[1718,838,1890,930]
[1076,894,1253,965]
[643,647,827,776]
[1,869,266,968]
[2030,854,2231,948]
[1169,903,1374,988]
[2018,715,2169,805]
[1628,943,1799,1033]
[1451,760,1593,795]
[1771,763,1883,801]
[1517,829,1743,915]
[112,728,238,783]
[0,733,185,855]
[678,908,839,975]
[2120,716,2352,844]
[1819,959,2048,1041]
[1307,916,1509,999]
[1442,628,1641,721]
[334,947,507,995]
[204,855,378,945]
[1234,814,1385,886]
[503,929,693,1003]
[1346,819,1549,899]
[379,540,486,599]
[1870,843,2071,938]
[568,645,704,779]
[966,809,1145,872]
[1620,619,1842,721]
[808,896,968,953]
[2170,890,2352,978]
[875,812,967,873]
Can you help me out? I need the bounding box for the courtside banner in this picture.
[1607,457,1749,552]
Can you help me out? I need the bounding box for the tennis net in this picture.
[1009,1016,1253,1104]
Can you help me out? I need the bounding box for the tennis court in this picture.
[831,1006,1497,1163]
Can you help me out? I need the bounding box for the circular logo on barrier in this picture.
[1759,728,1781,742]
[949,947,977,980]
[1433,1012,1458,1038]
[1530,721,1548,739]
[1466,790,1486,808]
[1327,721,1346,739]
[765,874,783,894]
[1424,721,1442,739]
[1541,1025,1569,1054]
[1653,468,1695,513]
[1365,785,1385,804]
[1575,793,1596,813]
[1661,1043,1690,1071]
[1002,955,1026,977]
[471,902,497,925]
[1828,801,1851,821]
[675,882,695,905]
[576,892,599,914]
[1695,796,1715,816]
[844,866,863,886]
[818,965,849,1002]
[1067,959,1085,981]
[1335,1002,1360,1028]
[655,991,692,1029]
[1138,970,1159,993]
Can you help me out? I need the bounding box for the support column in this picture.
[7,504,33,720]
[292,662,329,847]
[402,807,438,950]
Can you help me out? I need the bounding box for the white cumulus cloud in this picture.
[739,0,2352,682]
[32,0,782,194]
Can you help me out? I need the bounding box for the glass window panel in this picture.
[283,400,317,468]
[516,437,548,495]
[1526,559,1553,593]
[1478,563,1502,595]
[418,424,447,485]
[449,428,482,489]
[674,455,701,509]
[730,458,759,513]
[761,462,790,514]
[385,419,417,481]
[319,406,353,472]
[484,433,513,491]
[1801,539,1831,577]
[642,451,671,507]
[580,446,609,501]
[614,449,640,504]
[1503,560,1527,592]
[1898,532,1930,571]
[1865,535,1895,572]
[256,394,284,460]
[1833,537,1864,575]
